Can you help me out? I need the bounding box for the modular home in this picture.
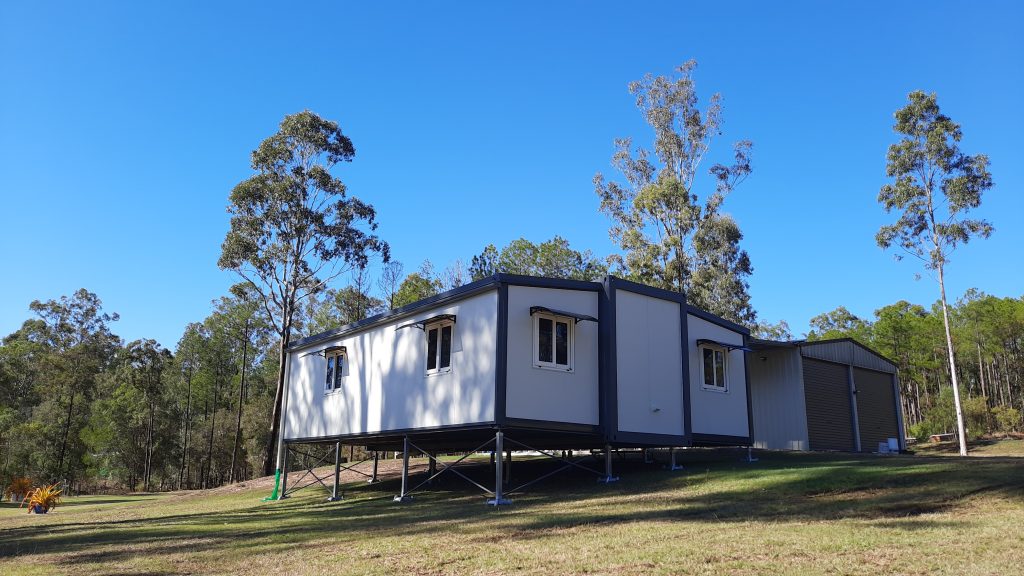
[279,274,752,467]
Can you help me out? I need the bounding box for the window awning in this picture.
[395,313,457,331]
[529,306,598,324]
[300,345,347,358]
[697,338,752,353]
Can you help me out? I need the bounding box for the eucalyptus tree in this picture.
[377,261,404,310]
[876,91,994,456]
[219,110,389,475]
[469,236,608,281]
[173,323,205,489]
[594,60,755,324]
[27,290,119,482]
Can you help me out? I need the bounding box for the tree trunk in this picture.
[230,323,249,484]
[178,362,194,490]
[262,329,291,477]
[144,397,155,491]
[56,386,76,480]
[205,374,220,489]
[937,263,968,456]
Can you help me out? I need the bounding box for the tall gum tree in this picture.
[219,111,389,477]
[876,91,994,456]
[594,60,755,325]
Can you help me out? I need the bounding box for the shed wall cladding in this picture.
[802,358,855,451]
[615,289,685,436]
[686,315,750,439]
[505,285,600,426]
[854,368,900,452]
[748,348,809,450]
[284,290,499,440]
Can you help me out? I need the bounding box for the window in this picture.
[325,350,346,393]
[425,319,454,375]
[700,344,728,391]
[533,312,573,371]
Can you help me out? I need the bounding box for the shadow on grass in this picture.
[0,448,1020,567]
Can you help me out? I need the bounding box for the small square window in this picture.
[699,345,727,392]
[325,350,346,393]
[425,319,454,375]
[534,313,574,372]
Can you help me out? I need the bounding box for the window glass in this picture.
[439,325,452,369]
[702,348,715,387]
[713,350,726,387]
[326,356,335,390]
[334,355,344,389]
[555,321,569,365]
[538,317,553,363]
[426,327,438,371]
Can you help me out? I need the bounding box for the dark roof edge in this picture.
[287,276,500,352]
[287,274,604,352]
[798,337,898,369]
[685,305,751,335]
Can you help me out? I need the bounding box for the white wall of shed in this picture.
[686,315,750,438]
[615,290,685,436]
[748,348,809,450]
[284,290,498,440]
[505,286,600,425]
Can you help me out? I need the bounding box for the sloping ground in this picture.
[1,446,1022,576]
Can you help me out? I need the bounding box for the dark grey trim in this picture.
[680,288,692,441]
[696,338,753,352]
[288,276,500,351]
[284,421,498,445]
[611,431,689,447]
[608,276,686,305]
[395,313,456,331]
[599,277,617,440]
[502,417,600,435]
[529,306,598,324]
[496,273,602,292]
[289,274,603,352]
[892,372,906,451]
[494,283,509,426]
[743,333,754,441]
[686,305,751,335]
[691,433,752,447]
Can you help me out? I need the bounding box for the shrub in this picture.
[4,477,33,502]
[21,483,63,513]
[992,406,1022,434]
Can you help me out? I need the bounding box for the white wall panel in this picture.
[687,315,750,438]
[284,290,498,440]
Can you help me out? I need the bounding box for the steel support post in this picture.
[427,452,437,484]
[668,447,684,471]
[328,441,342,501]
[598,444,619,483]
[368,451,379,483]
[504,449,511,485]
[744,447,759,463]
[394,436,411,502]
[278,445,290,499]
[487,430,511,505]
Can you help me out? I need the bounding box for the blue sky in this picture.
[1,1,1021,349]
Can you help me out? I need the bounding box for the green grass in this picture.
[911,437,1024,457]
[2,443,1023,575]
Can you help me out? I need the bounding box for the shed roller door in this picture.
[803,358,855,451]
[854,368,899,452]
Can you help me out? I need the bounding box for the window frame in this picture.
[698,343,728,393]
[324,349,346,394]
[532,312,575,373]
[424,319,455,376]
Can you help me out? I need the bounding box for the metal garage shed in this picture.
[747,338,905,453]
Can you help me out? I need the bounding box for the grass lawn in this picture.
[1,444,1022,575]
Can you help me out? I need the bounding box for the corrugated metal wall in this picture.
[854,368,900,452]
[800,340,896,374]
[748,348,809,450]
[802,358,856,451]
